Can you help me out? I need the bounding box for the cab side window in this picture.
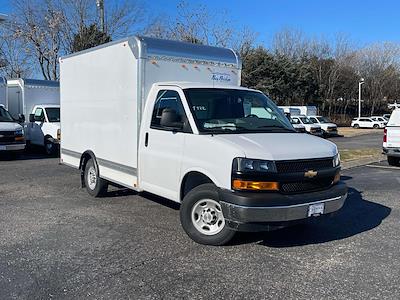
[34,108,45,122]
[309,117,318,123]
[151,90,191,133]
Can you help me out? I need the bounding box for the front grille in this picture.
[276,158,333,173]
[281,178,333,194]
[0,131,16,144]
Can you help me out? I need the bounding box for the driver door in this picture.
[139,88,192,201]
[30,107,46,146]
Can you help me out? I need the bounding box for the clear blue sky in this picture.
[1,0,399,46]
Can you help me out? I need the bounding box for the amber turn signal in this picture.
[232,179,279,191]
[333,172,341,184]
[15,136,24,141]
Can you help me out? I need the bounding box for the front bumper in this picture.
[0,143,26,151]
[383,147,400,157]
[219,182,347,231]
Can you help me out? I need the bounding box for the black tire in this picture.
[83,158,108,197]
[44,138,56,156]
[180,183,235,246]
[388,156,400,167]
[353,124,359,129]
[373,124,379,129]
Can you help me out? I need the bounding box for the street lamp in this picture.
[358,78,365,118]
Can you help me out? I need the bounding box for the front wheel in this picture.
[353,124,360,129]
[373,124,379,129]
[388,156,400,167]
[44,138,57,156]
[83,158,108,197]
[180,183,235,245]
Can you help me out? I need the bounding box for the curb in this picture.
[341,155,386,170]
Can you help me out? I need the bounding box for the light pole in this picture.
[358,78,365,118]
[96,0,105,33]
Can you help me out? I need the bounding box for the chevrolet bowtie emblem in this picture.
[304,170,318,178]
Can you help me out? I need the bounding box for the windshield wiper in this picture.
[256,125,296,132]
[203,124,249,131]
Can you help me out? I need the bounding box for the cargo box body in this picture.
[60,36,241,189]
[6,79,59,119]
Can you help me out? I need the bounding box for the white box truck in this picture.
[383,108,400,166]
[6,79,60,154]
[60,36,347,245]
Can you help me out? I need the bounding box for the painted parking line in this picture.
[366,164,400,171]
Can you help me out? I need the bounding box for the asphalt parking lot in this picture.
[328,131,383,150]
[1,135,399,299]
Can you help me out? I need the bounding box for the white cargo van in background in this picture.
[6,79,60,154]
[60,36,347,245]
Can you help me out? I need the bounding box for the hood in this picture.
[214,133,337,161]
[0,122,23,131]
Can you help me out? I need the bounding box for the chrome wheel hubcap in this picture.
[191,199,225,235]
[87,166,97,190]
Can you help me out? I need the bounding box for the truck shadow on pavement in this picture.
[233,186,391,247]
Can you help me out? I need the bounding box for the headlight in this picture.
[232,158,276,173]
[333,153,340,167]
[15,129,24,136]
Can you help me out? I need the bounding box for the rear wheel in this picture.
[388,156,400,167]
[353,124,360,129]
[83,158,108,197]
[180,183,235,245]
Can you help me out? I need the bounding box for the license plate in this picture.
[0,145,6,150]
[308,203,325,217]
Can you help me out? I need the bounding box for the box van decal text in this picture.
[211,73,231,82]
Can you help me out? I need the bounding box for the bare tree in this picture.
[7,0,145,80]
[0,29,32,78]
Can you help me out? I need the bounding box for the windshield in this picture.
[317,116,331,123]
[183,88,294,133]
[300,117,313,124]
[45,108,60,122]
[0,107,15,122]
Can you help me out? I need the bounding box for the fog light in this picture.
[232,180,279,191]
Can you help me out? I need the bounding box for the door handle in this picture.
[145,132,149,147]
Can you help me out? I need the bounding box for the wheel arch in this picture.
[180,170,218,202]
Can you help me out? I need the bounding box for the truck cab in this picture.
[0,105,25,155]
[291,115,323,136]
[27,104,60,155]
[308,115,338,136]
[383,109,400,166]
[60,36,347,245]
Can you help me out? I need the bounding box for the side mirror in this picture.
[29,114,35,123]
[18,114,25,123]
[160,108,183,130]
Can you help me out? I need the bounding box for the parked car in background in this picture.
[351,117,385,129]
[371,116,388,125]
[60,36,347,246]
[308,116,338,136]
[0,105,25,155]
[291,115,323,136]
[383,109,400,166]
[383,114,391,120]
[289,117,306,133]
